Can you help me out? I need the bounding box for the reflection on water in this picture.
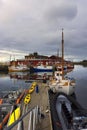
[0,65,87,109]
[9,71,53,80]
[67,65,87,109]
[0,72,30,92]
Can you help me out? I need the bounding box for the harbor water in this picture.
[0,65,87,109]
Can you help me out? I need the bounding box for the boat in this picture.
[56,93,87,130]
[29,85,35,94]
[49,29,75,95]
[57,65,67,71]
[24,94,31,105]
[29,86,34,94]
[33,64,53,72]
[48,90,87,130]
[49,71,75,95]
[8,64,29,72]
[7,106,21,126]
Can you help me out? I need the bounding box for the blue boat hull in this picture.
[33,68,53,72]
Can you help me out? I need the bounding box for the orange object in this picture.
[16,90,25,104]
[0,99,3,104]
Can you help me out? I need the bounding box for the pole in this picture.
[62,28,64,79]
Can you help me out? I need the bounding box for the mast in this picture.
[62,28,64,79]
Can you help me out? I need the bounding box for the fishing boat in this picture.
[33,64,53,72]
[8,64,29,72]
[56,93,87,130]
[49,29,75,95]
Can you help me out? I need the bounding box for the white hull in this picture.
[49,71,75,95]
[49,82,75,95]
[49,80,75,95]
[8,65,29,72]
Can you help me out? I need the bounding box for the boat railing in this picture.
[4,105,41,130]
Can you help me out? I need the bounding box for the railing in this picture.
[4,105,41,130]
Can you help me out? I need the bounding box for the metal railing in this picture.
[5,105,41,130]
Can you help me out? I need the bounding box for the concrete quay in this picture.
[22,81,52,130]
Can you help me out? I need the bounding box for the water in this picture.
[67,65,87,109]
[0,65,87,109]
[0,72,31,93]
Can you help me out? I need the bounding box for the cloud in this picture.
[0,0,86,61]
[45,1,77,22]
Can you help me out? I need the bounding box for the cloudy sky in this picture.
[0,0,86,61]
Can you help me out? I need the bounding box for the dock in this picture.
[24,81,52,130]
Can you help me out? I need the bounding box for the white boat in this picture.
[8,64,29,72]
[49,71,75,95]
[57,65,67,71]
[49,29,75,95]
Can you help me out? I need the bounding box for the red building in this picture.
[9,54,74,69]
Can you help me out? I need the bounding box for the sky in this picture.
[0,0,87,62]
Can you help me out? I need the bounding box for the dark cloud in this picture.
[46,6,77,22]
[45,2,77,24]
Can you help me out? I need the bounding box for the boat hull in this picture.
[8,66,29,72]
[48,91,87,130]
[33,68,52,72]
[33,66,53,72]
[56,93,87,130]
[50,83,75,95]
[49,78,75,95]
